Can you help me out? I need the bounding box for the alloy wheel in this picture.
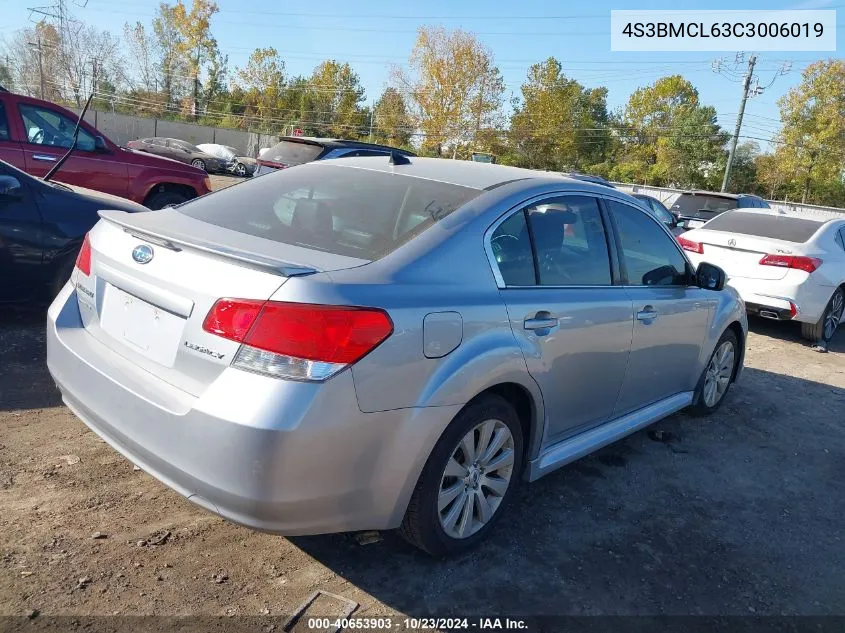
[437,419,515,539]
[703,341,735,408]
[824,292,844,341]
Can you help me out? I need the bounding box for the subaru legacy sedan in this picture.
[47,157,746,556]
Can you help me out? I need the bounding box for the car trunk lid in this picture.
[73,209,368,396]
[692,229,798,280]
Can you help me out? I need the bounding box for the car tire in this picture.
[399,394,523,556]
[801,288,844,343]
[145,190,190,210]
[689,329,739,416]
[190,159,206,171]
[234,162,247,177]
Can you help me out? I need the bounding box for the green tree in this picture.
[171,0,219,119]
[371,87,413,147]
[508,57,611,171]
[393,26,504,156]
[307,60,367,138]
[610,75,728,187]
[152,3,187,107]
[771,59,845,205]
[236,47,286,129]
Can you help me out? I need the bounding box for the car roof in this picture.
[725,207,845,225]
[274,136,415,154]
[307,155,616,192]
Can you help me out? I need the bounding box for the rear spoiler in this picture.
[98,210,318,277]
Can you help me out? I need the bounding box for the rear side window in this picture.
[608,200,688,286]
[177,164,480,260]
[490,195,612,287]
[262,140,324,166]
[836,228,845,251]
[704,211,823,243]
[0,101,9,140]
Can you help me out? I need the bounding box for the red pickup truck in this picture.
[0,90,211,209]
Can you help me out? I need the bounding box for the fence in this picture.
[71,108,281,157]
[612,182,845,217]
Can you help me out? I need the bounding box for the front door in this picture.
[490,194,634,444]
[0,163,43,300]
[604,199,713,415]
[17,102,128,198]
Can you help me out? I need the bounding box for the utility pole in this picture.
[721,54,757,192]
[28,36,46,99]
[368,101,375,142]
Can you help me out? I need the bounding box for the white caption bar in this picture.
[610,10,837,52]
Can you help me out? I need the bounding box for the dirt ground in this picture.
[1,304,844,625]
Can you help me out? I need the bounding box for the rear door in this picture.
[0,98,25,168]
[490,193,634,443]
[605,199,712,415]
[17,102,128,198]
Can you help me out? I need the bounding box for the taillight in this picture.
[677,236,704,254]
[759,254,822,273]
[75,233,92,276]
[203,299,393,381]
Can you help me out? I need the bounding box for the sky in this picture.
[1,0,843,151]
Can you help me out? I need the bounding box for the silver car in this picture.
[47,157,747,556]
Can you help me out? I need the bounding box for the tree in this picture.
[771,59,845,206]
[0,58,13,91]
[2,23,63,102]
[235,47,286,129]
[393,26,504,156]
[508,57,611,171]
[123,22,159,93]
[152,2,188,108]
[307,60,366,138]
[371,87,413,147]
[171,0,220,119]
[611,75,727,187]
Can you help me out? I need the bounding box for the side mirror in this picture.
[696,262,726,291]
[94,135,110,153]
[0,175,22,197]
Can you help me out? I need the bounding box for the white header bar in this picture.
[610,10,837,51]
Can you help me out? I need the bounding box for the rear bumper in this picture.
[46,283,458,535]
[725,275,829,324]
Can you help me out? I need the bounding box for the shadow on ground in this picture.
[0,307,62,411]
[290,367,845,616]
[747,315,845,353]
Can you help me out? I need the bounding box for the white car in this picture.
[195,143,256,177]
[681,209,845,343]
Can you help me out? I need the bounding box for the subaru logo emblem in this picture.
[727,239,736,247]
[132,244,154,264]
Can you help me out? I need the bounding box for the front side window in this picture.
[18,104,96,151]
[608,199,689,286]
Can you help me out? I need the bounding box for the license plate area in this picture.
[100,284,186,367]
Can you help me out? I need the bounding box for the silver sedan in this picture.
[47,156,747,556]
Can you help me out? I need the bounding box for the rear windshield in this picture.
[261,140,324,166]
[703,211,824,243]
[671,194,738,216]
[177,164,481,260]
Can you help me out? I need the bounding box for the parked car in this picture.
[681,209,845,344]
[253,137,415,177]
[632,193,685,236]
[196,143,257,177]
[0,90,211,209]
[126,137,228,173]
[671,191,769,230]
[47,158,746,556]
[562,173,615,188]
[0,158,145,302]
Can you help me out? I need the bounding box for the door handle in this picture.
[524,312,559,331]
[32,154,57,162]
[637,305,659,322]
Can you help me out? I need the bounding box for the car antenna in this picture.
[388,151,410,166]
[43,92,94,183]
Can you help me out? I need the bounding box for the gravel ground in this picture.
[1,307,843,624]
